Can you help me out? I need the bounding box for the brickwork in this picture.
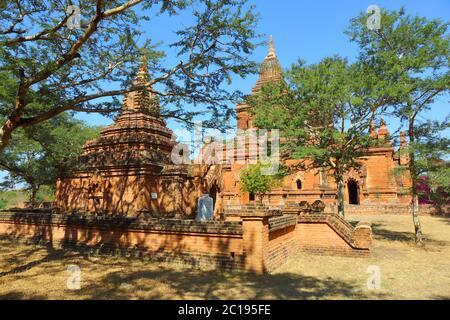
[0,205,372,273]
[327,203,449,216]
[266,224,296,272]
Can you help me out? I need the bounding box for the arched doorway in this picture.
[347,180,359,205]
[209,184,218,211]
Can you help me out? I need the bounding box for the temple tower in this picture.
[80,56,175,172]
[55,57,201,216]
[237,35,283,130]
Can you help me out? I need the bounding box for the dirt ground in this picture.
[0,214,449,300]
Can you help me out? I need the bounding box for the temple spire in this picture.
[252,35,282,93]
[377,118,391,144]
[122,55,159,115]
[135,55,149,83]
[369,120,377,139]
[266,35,277,59]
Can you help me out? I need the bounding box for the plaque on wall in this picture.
[151,192,158,199]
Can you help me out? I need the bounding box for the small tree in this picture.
[413,119,450,208]
[239,162,286,203]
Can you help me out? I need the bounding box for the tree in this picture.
[0,0,261,153]
[0,113,100,206]
[248,57,389,217]
[347,7,450,244]
[239,162,286,203]
[413,119,450,208]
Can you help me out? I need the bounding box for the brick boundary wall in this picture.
[0,211,246,271]
[296,213,371,257]
[327,203,449,216]
[0,206,372,274]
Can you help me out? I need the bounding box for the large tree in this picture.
[248,56,389,217]
[0,113,100,206]
[346,7,450,244]
[0,0,261,153]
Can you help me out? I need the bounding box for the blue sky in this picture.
[76,0,450,136]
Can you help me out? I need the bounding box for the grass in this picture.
[0,214,449,300]
[0,187,54,209]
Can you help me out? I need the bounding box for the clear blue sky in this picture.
[76,0,450,137]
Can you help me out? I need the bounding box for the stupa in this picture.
[55,57,205,216]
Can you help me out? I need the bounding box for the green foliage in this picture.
[0,112,100,203]
[347,7,449,192]
[345,7,449,242]
[414,119,450,198]
[0,189,27,209]
[249,56,386,174]
[0,1,262,156]
[239,162,287,201]
[0,198,6,210]
[247,57,387,215]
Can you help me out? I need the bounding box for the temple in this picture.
[216,36,412,213]
[55,36,412,217]
[55,57,209,217]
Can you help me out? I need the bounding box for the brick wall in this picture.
[0,212,246,270]
[266,225,297,272]
[327,203,449,216]
[0,207,372,274]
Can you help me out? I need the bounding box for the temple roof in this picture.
[122,56,160,116]
[78,56,176,171]
[252,35,283,94]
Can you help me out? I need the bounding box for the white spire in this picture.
[266,35,277,59]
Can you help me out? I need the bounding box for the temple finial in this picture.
[266,35,277,59]
[136,55,149,82]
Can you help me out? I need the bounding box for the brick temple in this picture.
[55,57,208,217]
[221,36,412,209]
[55,37,412,217]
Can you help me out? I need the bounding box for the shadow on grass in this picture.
[0,291,47,300]
[371,223,449,249]
[436,216,450,225]
[371,223,414,243]
[0,246,80,278]
[77,267,384,300]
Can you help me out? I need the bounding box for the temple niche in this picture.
[55,57,208,217]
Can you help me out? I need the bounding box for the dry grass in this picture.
[0,214,449,300]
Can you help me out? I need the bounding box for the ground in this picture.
[0,214,449,300]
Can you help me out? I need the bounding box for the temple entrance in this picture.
[209,184,218,211]
[347,180,359,205]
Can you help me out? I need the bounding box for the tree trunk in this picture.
[337,178,345,218]
[29,186,39,208]
[408,119,424,246]
[258,194,264,204]
[412,194,424,245]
